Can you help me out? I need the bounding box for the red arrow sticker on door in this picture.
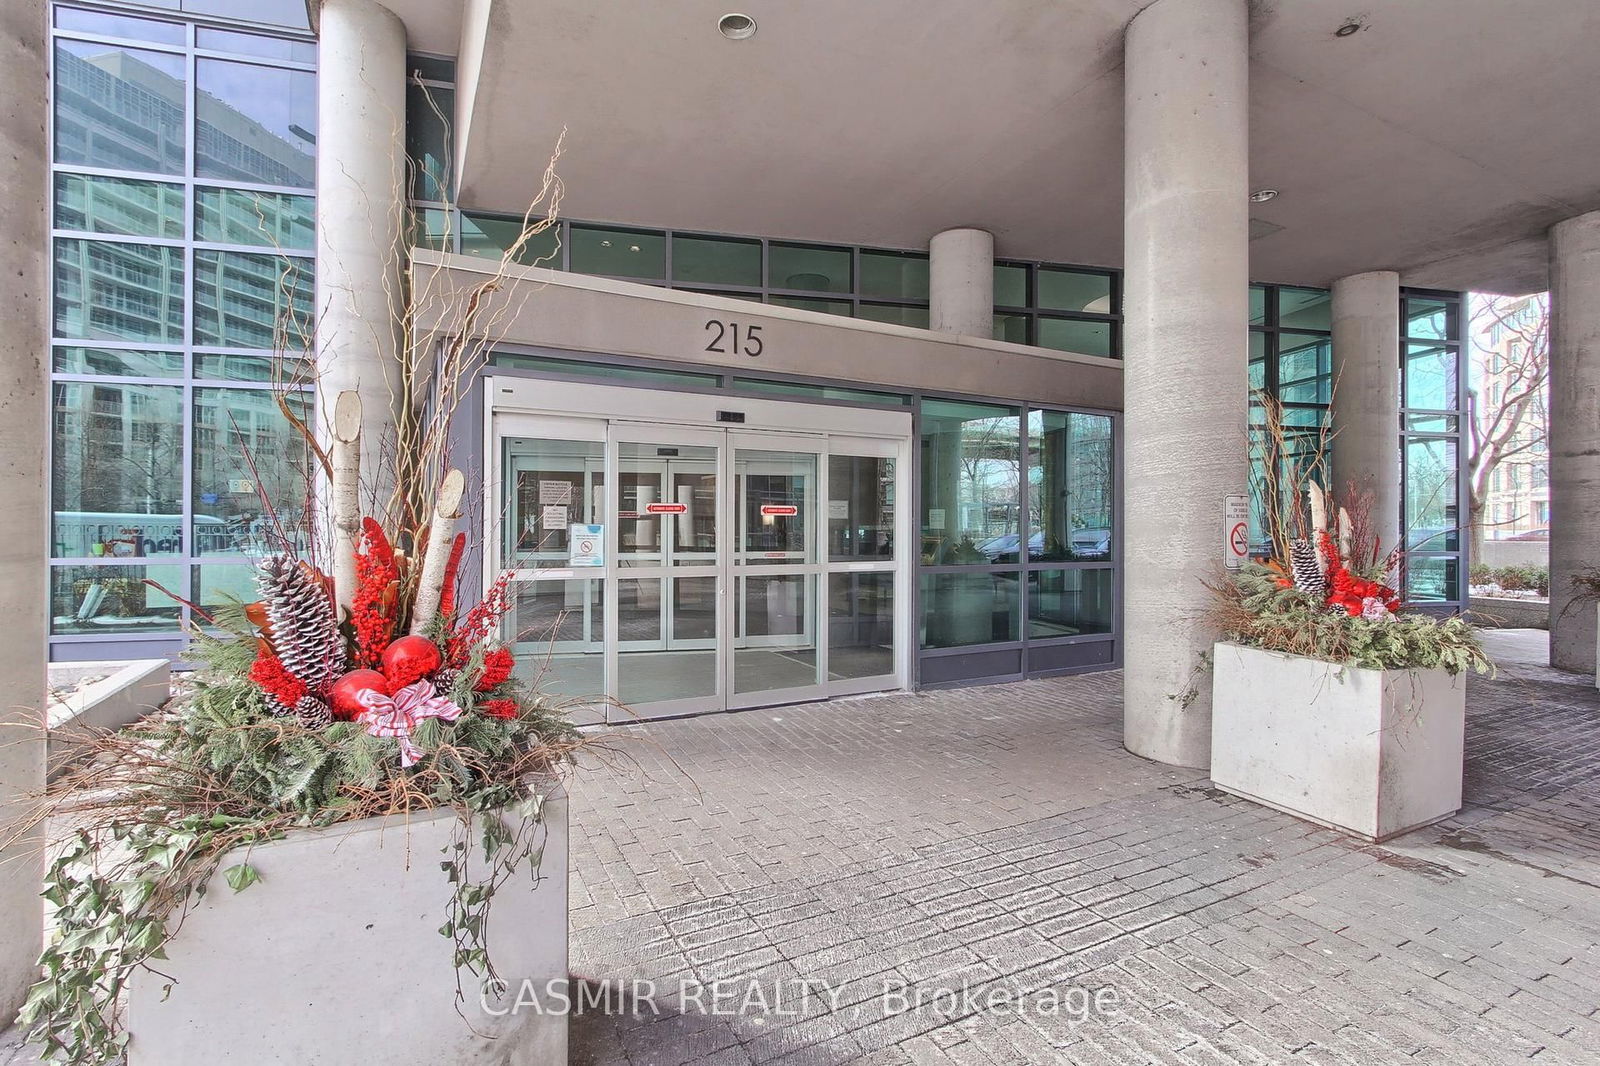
[759,504,798,517]
[645,503,687,514]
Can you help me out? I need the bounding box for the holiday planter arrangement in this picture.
[17,392,582,1066]
[1207,482,1491,843]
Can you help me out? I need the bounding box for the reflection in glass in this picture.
[769,243,851,293]
[858,251,928,300]
[192,388,311,555]
[55,347,184,377]
[1405,342,1457,410]
[1405,437,1458,551]
[769,296,852,317]
[1277,287,1332,331]
[1037,269,1112,313]
[856,304,930,329]
[502,437,603,568]
[57,8,187,44]
[406,82,453,201]
[195,59,316,187]
[52,383,185,557]
[505,578,604,703]
[735,575,818,694]
[54,40,186,175]
[919,399,1020,564]
[196,188,314,250]
[737,450,814,565]
[193,352,310,382]
[992,313,1028,345]
[51,564,183,634]
[196,28,317,63]
[618,576,719,705]
[570,225,666,280]
[994,264,1028,307]
[617,444,717,564]
[829,455,895,560]
[55,174,184,238]
[1028,411,1113,561]
[1404,556,1458,603]
[194,563,260,614]
[829,573,894,679]
[192,250,313,349]
[1278,333,1332,404]
[1037,317,1112,358]
[919,571,1019,649]
[1028,569,1113,638]
[54,239,184,343]
[1405,298,1451,340]
[462,213,562,267]
[1249,286,1268,325]
[1248,331,1267,390]
[671,234,760,287]
[184,0,311,29]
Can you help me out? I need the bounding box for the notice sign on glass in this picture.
[569,524,604,567]
[539,480,572,505]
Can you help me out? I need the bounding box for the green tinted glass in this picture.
[671,234,760,287]
[55,174,184,238]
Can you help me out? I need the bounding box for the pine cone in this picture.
[294,695,333,729]
[433,667,460,695]
[1289,539,1327,600]
[258,555,344,695]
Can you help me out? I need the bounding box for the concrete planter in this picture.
[127,794,568,1065]
[1210,642,1466,842]
[1467,595,1550,630]
[46,658,169,778]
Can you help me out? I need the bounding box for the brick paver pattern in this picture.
[565,653,1600,1065]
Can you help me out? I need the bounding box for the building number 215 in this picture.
[704,319,763,357]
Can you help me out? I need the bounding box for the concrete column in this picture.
[316,0,407,483]
[1330,271,1403,555]
[0,0,48,1017]
[929,228,994,337]
[1548,212,1600,675]
[1122,0,1250,769]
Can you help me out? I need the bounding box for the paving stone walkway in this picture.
[567,633,1600,1065]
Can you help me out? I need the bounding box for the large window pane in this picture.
[196,188,314,250]
[193,250,313,349]
[1248,331,1267,390]
[55,174,184,238]
[1028,411,1113,562]
[829,573,894,679]
[1278,332,1331,404]
[828,455,895,560]
[856,303,929,329]
[193,388,311,555]
[1404,298,1452,340]
[1037,269,1112,314]
[54,346,184,377]
[195,59,316,187]
[1404,556,1459,603]
[920,571,1019,648]
[1277,287,1332,331]
[858,250,928,301]
[920,399,1020,563]
[569,225,665,280]
[57,8,187,45]
[195,28,317,63]
[1028,569,1113,638]
[54,40,186,175]
[54,239,184,343]
[1036,316,1113,358]
[671,234,760,287]
[993,313,1029,345]
[462,213,562,267]
[769,296,851,317]
[769,243,850,293]
[406,82,453,201]
[183,0,311,29]
[1405,342,1457,411]
[52,382,185,557]
[994,264,1028,308]
[1249,286,1268,326]
[51,563,183,634]
[1405,437,1458,551]
[194,352,311,382]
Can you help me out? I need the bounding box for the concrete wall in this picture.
[1478,540,1549,570]
[0,0,47,1018]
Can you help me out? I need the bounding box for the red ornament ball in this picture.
[329,669,390,720]
[381,635,443,689]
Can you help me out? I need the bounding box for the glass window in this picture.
[1403,556,1458,603]
[194,562,262,615]
[195,59,316,187]
[1277,287,1332,331]
[1404,298,1452,340]
[51,563,184,634]
[54,40,186,175]
[183,0,311,28]
[993,313,1029,345]
[57,7,187,44]
[569,224,666,280]
[919,399,1020,564]
[55,174,184,238]
[1248,332,1267,391]
[733,379,910,405]
[920,571,1019,648]
[1036,317,1113,358]
[194,352,311,382]
[192,388,311,555]
[829,572,894,679]
[828,455,896,561]
[406,208,452,252]
[1028,411,1113,562]
[54,346,184,377]
[1405,437,1458,551]
[858,250,928,301]
[769,296,852,317]
[856,303,929,329]
[52,382,185,558]
[1028,569,1113,638]
[406,82,453,201]
[994,263,1028,308]
[1249,286,1268,325]
[462,213,562,266]
[1405,342,1457,410]
[192,250,313,350]
[54,239,184,343]
[493,352,721,390]
[1278,333,1331,404]
[671,234,760,287]
[196,188,314,250]
[196,28,316,63]
[769,243,850,293]
[409,55,456,82]
[1037,269,1112,314]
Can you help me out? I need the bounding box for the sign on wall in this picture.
[569,524,604,568]
[1224,494,1249,570]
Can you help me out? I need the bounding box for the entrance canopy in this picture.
[374,0,1600,295]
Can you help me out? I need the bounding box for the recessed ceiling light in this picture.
[1335,20,1361,37]
[718,13,756,40]
[1249,188,1279,203]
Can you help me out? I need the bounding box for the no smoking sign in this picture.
[1224,495,1249,570]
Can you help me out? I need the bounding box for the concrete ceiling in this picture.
[384,0,1600,295]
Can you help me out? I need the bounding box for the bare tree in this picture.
[1466,293,1550,558]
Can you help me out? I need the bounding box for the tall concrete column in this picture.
[316,0,408,480]
[1330,271,1402,555]
[1122,0,1249,768]
[929,228,994,337]
[0,0,48,1017]
[1548,212,1600,675]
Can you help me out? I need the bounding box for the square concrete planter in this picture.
[1210,642,1466,842]
[46,658,170,779]
[127,793,568,1065]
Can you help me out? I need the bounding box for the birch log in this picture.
[410,468,466,635]
[330,391,363,613]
